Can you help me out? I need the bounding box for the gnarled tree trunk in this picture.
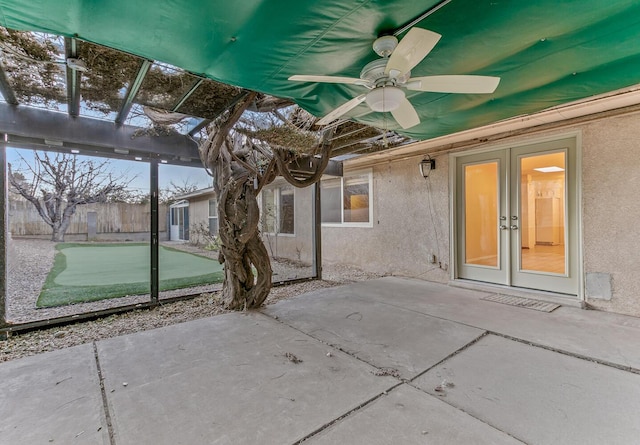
[200,93,274,310]
[199,94,334,310]
[215,153,272,310]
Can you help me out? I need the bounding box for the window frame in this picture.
[321,169,373,228]
[262,184,296,236]
[208,198,218,235]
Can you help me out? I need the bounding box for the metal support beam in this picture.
[187,90,251,137]
[172,78,203,112]
[0,64,18,105]
[312,181,322,280]
[0,103,200,161]
[150,160,159,303]
[287,158,343,178]
[115,59,152,126]
[64,37,81,117]
[0,143,7,329]
[188,118,211,137]
[393,0,453,36]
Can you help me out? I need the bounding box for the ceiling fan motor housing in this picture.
[360,59,409,87]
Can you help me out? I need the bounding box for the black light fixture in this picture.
[419,155,436,178]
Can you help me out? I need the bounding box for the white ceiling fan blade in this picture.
[391,97,420,129]
[385,28,441,77]
[317,94,367,126]
[406,75,501,93]
[289,74,363,85]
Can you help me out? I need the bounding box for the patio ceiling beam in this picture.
[188,118,211,136]
[286,157,343,177]
[115,59,152,126]
[64,37,81,117]
[171,78,203,112]
[186,91,251,136]
[0,102,200,162]
[0,64,18,105]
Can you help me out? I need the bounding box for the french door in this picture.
[456,138,578,295]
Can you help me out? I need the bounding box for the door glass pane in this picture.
[464,162,498,267]
[519,152,566,274]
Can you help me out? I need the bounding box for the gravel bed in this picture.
[2,239,382,363]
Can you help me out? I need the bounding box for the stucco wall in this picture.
[320,110,640,317]
[580,113,640,316]
[322,156,450,283]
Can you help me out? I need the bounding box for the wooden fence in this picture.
[8,200,168,236]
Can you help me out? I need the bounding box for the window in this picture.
[262,185,295,235]
[208,199,218,235]
[321,171,372,226]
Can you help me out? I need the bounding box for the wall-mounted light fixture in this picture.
[419,155,436,178]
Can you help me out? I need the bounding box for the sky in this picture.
[6,147,213,194]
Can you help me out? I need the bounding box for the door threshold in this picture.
[449,279,585,309]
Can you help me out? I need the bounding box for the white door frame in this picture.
[449,131,584,301]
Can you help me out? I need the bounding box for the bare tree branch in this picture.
[8,151,133,241]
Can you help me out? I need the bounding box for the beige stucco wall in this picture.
[188,193,215,244]
[259,180,314,265]
[322,156,450,283]
[580,112,640,316]
[321,109,640,317]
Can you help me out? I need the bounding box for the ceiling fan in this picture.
[289,28,500,129]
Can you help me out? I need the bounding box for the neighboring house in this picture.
[168,187,218,243]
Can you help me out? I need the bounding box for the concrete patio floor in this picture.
[2,276,640,444]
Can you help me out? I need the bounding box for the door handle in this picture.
[510,225,518,230]
[499,225,508,230]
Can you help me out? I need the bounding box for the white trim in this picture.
[575,132,585,303]
[321,169,374,228]
[449,131,584,298]
[169,199,189,209]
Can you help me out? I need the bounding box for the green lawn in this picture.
[37,243,224,308]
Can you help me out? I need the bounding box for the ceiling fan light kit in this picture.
[365,86,404,112]
[289,27,500,130]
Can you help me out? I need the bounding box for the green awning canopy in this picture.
[2,0,640,141]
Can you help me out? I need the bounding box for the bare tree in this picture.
[159,179,201,206]
[8,151,132,242]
